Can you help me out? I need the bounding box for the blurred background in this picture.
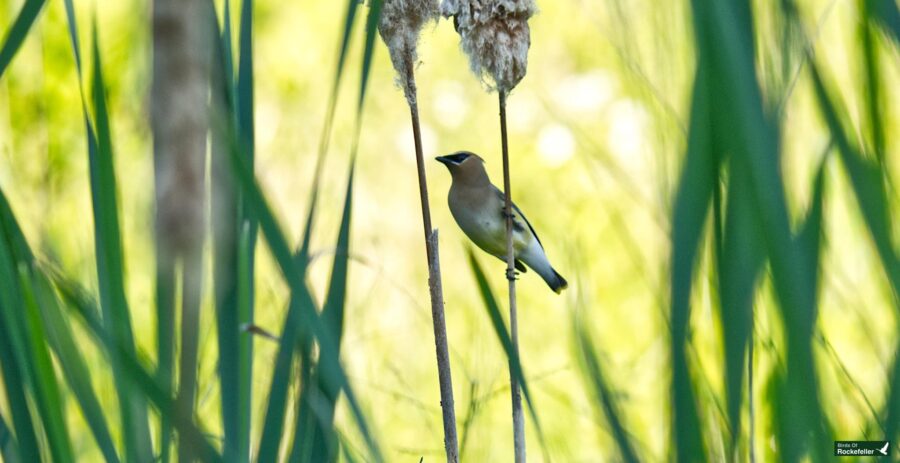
[0,0,898,461]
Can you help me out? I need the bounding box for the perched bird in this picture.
[436,151,568,293]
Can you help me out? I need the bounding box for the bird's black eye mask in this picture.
[443,152,471,165]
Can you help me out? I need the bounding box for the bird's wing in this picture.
[492,186,544,250]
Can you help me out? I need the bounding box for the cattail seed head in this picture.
[378,0,440,105]
[441,0,536,92]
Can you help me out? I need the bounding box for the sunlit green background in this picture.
[0,0,898,460]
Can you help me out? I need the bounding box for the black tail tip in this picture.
[551,269,568,294]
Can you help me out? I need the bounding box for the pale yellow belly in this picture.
[449,196,531,259]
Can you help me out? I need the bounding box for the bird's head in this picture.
[435,151,487,183]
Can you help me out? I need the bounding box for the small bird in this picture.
[436,151,568,293]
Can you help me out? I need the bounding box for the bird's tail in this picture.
[545,268,568,294]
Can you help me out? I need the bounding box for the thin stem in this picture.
[500,90,526,462]
[405,57,460,463]
[749,324,755,463]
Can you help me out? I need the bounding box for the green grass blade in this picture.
[887,347,900,446]
[256,296,306,462]
[807,60,900,445]
[237,0,254,158]
[260,1,379,457]
[669,61,714,463]
[575,326,640,463]
[0,236,41,463]
[0,192,117,461]
[808,64,900,297]
[31,270,120,463]
[796,161,827,305]
[0,0,46,80]
[860,0,885,165]
[718,158,765,450]
[209,2,250,461]
[357,0,381,114]
[0,412,21,463]
[868,0,900,45]
[692,1,832,460]
[312,0,363,172]
[49,271,225,463]
[0,209,74,463]
[15,267,75,463]
[466,249,549,458]
[295,161,356,463]
[87,24,154,462]
[155,254,175,463]
[236,0,259,360]
[225,129,381,462]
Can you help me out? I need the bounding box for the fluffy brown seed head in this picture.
[441,0,536,92]
[378,0,440,105]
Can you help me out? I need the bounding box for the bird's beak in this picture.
[435,155,453,166]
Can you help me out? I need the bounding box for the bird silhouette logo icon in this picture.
[877,442,889,456]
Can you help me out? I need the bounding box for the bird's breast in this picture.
[448,188,531,257]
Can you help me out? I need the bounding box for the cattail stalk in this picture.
[379,2,460,461]
[442,0,535,459]
[151,0,212,460]
[499,89,526,462]
[406,58,460,463]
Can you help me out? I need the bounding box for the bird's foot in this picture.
[505,268,519,281]
[500,207,515,220]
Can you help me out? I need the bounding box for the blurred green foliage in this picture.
[0,0,897,461]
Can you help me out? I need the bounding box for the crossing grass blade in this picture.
[291,1,380,458]
[806,58,900,446]
[466,249,550,459]
[669,60,714,463]
[0,0,46,79]
[718,157,765,453]
[0,202,77,463]
[85,23,154,462]
[807,63,899,298]
[15,267,75,463]
[225,132,382,461]
[47,269,225,462]
[0,238,48,463]
[31,270,120,463]
[690,1,833,460]
[2,188,124,463]
[256,1,380,459]
[293,162,356,463]
[575,325,640,463]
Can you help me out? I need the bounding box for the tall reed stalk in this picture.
[442,0,536,459]
[498,88,525,462]
[151,1,213,460]
[378,2,460,461]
